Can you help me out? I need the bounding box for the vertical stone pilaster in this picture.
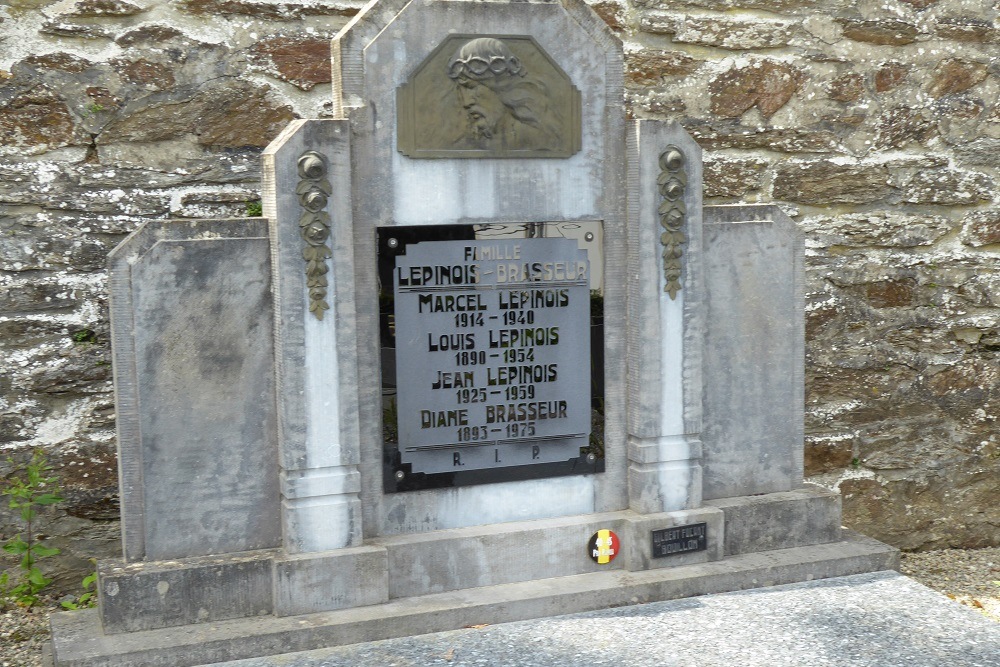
[625,120,704,514]
[263,119,363,552]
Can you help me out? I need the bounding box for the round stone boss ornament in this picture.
[588,529,620,564]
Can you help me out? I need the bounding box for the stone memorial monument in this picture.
[47,0,897,664]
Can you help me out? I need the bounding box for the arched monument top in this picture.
[331,0,622,118]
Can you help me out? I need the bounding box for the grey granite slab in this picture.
[204,571,1000,667]
[701,205,805,500]
[107,219,280,562]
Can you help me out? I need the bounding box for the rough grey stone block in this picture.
[272,546,388,616]
[98,552,275,634]
[706,485,842,556]
[108,219,281,561]
[701,205,804,500]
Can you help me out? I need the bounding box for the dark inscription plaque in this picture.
[651,523,707,558]
[380,223,602,491]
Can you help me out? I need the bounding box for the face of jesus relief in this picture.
[455,76,508,140]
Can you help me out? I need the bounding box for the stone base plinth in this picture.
[48,531,897,667]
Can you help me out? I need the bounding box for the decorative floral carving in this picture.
[297,151,333,319]
[658,146,686,299]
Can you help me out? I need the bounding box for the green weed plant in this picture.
[61,562,98,610]
[1,450,63,607]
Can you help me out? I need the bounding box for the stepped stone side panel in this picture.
[701,205,804,500]
[108,219,280,561]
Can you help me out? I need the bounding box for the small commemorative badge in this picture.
[588,529,620,564]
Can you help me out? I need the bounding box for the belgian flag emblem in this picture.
[588,529,620,564]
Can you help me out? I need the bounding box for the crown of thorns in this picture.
[448,52,525,80]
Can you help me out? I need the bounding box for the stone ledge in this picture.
[98,551,278,635]
[50,531,897,667]
[706,484,843,556]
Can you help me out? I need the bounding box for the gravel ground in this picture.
[900,546,1000,623]
[5,548,999,666]
[0,594,54,667]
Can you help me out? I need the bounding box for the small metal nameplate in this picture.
[651,523,707,558]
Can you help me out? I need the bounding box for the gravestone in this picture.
[47,0,897,664]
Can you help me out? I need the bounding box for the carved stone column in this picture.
[625,120,705,514]
[262,119,363,552]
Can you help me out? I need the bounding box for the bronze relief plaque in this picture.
[397,35,582,159]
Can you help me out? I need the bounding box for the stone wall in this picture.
[1,0,997,587]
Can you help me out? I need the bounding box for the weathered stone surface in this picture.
[773,161,891,205]
[865,279,917,308]
[0,280,80,314]
[58,0,144,17]
[644,15,799,49]
[960,208,1000,246]
[175,189,257,218]
[28,345,112,395]
[688,124,841,153]
[804,434,854,474]
[85,86,119,110]
[838,19,919,45]
[932,94,984,120]
[0,88,78,152]
[636,12,676,35]
[114,24,186,45]
[898,0,938,9]
[935,17,997,42]
[56,441,119,519]
[634,0,855,11]
[179,0,361,19]
[111,58,176,89]
[876,107,936,149]
[630,92,687,116]
[99,80,295,147]
[248,37,333,90]
[625,50,699,86]
[703,156,766,198]
[847,474,1000,551]
[874,62,907,92]
[828,73,864,102]
[710,60,802,118]
[39,20,114,39]
[800,212,956,248]
[21,52,94,73]
[899,168,993,205]
[0,224,117,272]
[927,59,988,98]
[590,1,624,31]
